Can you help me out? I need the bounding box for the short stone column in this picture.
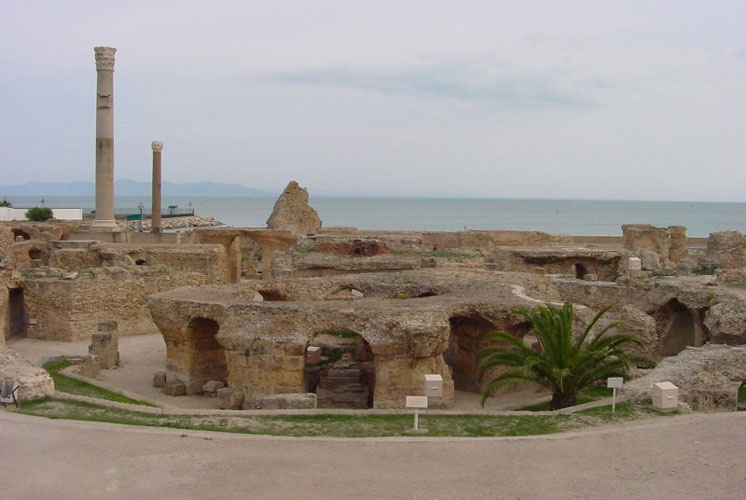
[91,46,118,230]
[89,321,120,369]
[151,141,163,234]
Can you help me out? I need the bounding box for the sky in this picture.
[1,0,745,200]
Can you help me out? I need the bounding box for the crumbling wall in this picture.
[22,269,209,341]
[706,231,746,269]
[622,224,688,266]
[491,247,622,281]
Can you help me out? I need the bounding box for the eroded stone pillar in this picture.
[91,46,118,230]
[151,141,163,234]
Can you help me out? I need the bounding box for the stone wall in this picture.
[23,268,209,341]
[491,247,622,281]
[706,231,746,269]
[621,224,688,265]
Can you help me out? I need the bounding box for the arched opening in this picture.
[28,248,43,260]
[304,330,374,408]
[184,317,226,393]
[134,259,148,266]
[259,290,287,301]
[7,287,28,339]
[738,382,746,411]
[11,228,30,241]
[574,262,588,280]
[444,315,531,393]
[654,299,699,356]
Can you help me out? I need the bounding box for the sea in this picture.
[7,195,745,237]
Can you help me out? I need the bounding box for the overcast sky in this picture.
[1,1,745,200]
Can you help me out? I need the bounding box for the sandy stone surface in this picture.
[1,410,744,499]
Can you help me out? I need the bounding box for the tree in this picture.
[477,301,652,410]
[0,197,12,207]
[26,206,53,221]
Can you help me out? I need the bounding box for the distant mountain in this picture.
[0,180,274,197]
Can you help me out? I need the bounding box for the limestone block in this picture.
[202,380,225,395]
[424,374,443,397]
[256,393,317,410]
[75,356,101,378]
[652,381,679,410]
[152,371,166,387]
[163,380,186,396]
[0,347,55,401]
[88,321,119,369]
[627,257,642,271]
[217,387,245,410]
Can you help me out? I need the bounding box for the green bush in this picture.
[0,197,12,207]
[25,206,53,221]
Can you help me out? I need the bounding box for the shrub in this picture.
[0,197,12,207]
[26,206,53,221]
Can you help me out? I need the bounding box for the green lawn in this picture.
[42,359,155,407]
[517,386,614,412]
[19,397,674,438]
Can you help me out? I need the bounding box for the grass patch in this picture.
[691,266,716,276]
[726,282,746,290]
[42,359,155,407]
[517,386,614,412]
[739,385,746,404]
[19,397,670,438]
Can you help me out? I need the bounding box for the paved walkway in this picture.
[1,410,744,499]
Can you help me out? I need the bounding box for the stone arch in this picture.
[444,313,531,392]
[574,262,588,280]
[28,248,43,260]
[134,258,148,266]
[654,298,703,356]
[180,317,226,394]
[11,228,30,241]
[304,329,374,408]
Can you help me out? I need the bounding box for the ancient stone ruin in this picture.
[266,181,322,235]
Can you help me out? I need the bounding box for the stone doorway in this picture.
[182,317,226,393]
[574,262,588,280]
[305,330,374,408]
[654,299,702,356]
[7,287,28,339]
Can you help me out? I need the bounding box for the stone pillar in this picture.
[91,47,118,230]
[151,141,163,234]
[89,321,120,369]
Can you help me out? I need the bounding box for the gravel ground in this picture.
[1,409,744,499]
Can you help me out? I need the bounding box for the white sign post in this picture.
[607,377,624,413]
[406,396,428,431]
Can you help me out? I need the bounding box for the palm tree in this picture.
[477,301,651,410]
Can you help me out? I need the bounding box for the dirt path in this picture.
[1,410,744,499]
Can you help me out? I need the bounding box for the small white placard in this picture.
[607,377,624,389]
[406,396,428,409]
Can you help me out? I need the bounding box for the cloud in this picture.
[262,60,606,110]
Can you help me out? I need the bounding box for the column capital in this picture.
[94,47,116,71]
[151,141,164,152]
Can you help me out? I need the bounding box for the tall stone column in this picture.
[151,141,163,234]
[91,46,118,230]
